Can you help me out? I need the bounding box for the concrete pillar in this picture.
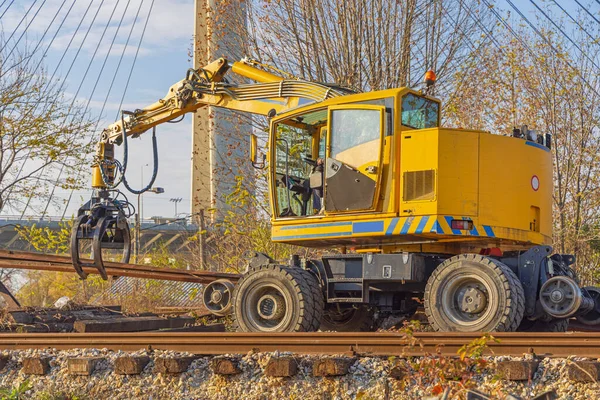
[191,1,248,221]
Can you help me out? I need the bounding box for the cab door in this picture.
[324,105,385,213]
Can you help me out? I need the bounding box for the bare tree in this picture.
[0,41,94,216]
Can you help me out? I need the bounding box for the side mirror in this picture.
[250,133,266,169]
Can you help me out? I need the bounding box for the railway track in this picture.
[0,250,240,284]
[0,332,598,358]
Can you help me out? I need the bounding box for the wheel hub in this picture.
[257,294,285,321]
[540,276,582,318]
[459,286,487,314]
[550,289,564,303]
[210,290,223,304]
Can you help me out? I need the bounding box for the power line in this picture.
[486,0,600,98]
[528,0,600,72]
[62,0,147,219]
[0,0,15,20]
[20,0,108,218]
[115,0,156,118]
[5,0,49,61]
[42,0,124,217]
[0,0,90,215]
[0,0,39,53]
[5,0,67,75]
[573,0,600,26]
[550,0,598,45]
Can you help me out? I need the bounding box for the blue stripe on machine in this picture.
[483,225,496,237]
[272,232,354,240]
[400,218,413,234]
[445,216,462,235]
[352,221,384,234]
[415,216,429,234]
[430,220,445,234]
[469,225,480,236]
[525,141,550,153]
[385,218,399,235]
[279,221,352,231]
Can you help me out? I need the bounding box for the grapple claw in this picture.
[71,192,132,280]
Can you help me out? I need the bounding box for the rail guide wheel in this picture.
[203,279,235,316]
[232,265,324,332]
[71,207,131,280]
[576,286,600,326]
[424,254,525,332]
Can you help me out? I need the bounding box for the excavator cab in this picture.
[270,101,391,221]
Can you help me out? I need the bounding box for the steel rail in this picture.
[0,250,239,284]
[0,332,598,357]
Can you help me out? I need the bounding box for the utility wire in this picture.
[20,0,107,218]
[0,0,39,53]
[5,0,49,61]
[115,0,156,119]
[551,0,598,45]
[573,0,600,26]
[528,0,600,72]
[42,0,123,217]
[484,0,600,98]
[62,0,146,219]
[0,0,82,215]
[4,0,66,74]
[0,0,15,20]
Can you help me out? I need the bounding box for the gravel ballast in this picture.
[0,349,597,399]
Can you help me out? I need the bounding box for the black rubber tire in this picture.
[518,318,569,332]
[320,306,375,332]
[232,265,323,332]
[424,254,525,332]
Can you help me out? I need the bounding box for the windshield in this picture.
[401,93,439,129]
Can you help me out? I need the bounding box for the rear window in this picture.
[401,93,439,129]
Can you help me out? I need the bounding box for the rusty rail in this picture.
[0,332,597,357]
[0,250,240,284]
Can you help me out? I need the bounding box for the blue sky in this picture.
[1,0,195,220]
[0,0,597,220]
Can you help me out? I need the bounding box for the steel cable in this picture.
[0,0,39,53]
[0,0,88,215]
[61,0,146,219]
[0,0,14,20]
[4,0,49,61]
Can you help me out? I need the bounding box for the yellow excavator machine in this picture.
[71,58,600,332]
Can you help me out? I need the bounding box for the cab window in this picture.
[401,93,439,129]
[273,109,327,218]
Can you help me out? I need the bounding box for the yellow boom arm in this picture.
[92,58,353,188]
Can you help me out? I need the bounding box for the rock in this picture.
[211,356,241,375]
[115,356,151,375]
[22,356,51,375]
[54,296,74,310]
[497,360,540,381]
[264,356,297,377]
[313,358,354,377]
[389,365,407,379]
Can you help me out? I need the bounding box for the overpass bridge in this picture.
[0,216,198,255]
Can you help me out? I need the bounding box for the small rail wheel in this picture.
[576,286,600,326]
[424,254,525,332]
[232,265,323,332]
[320,305,375,332]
